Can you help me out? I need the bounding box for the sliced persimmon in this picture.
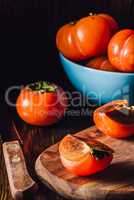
[59,135,113,176]
[94,100,134,138]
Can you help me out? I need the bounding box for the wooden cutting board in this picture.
[35,126,134,200]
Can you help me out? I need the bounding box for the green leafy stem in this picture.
[28,81,57,92]
[88,145,111,160]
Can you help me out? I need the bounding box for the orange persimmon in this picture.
[56,13,118,61]
[16,81,67,126]
[86,56,118,72]
[98,13,118,35]
[59,135,113,176]
[94,100,134,138]
[108,29,134,72]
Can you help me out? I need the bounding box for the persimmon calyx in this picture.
[112,103,134,117]
[27,81,57,92]
[87,143,113,160]
[74,136,113,160]
[90,147,111,160]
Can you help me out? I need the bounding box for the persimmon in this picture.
[108,29,134,72]
[16,81,67,126]
[86,56,118,72]
[56,13,118,61]
[98,13,118,35]
[59,135,113,176]
[94,100,134,138]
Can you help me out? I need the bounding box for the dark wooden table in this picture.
[2,105,134,200]
[0,102,93,200]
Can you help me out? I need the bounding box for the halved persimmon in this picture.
[59,135,113,176]
[94,100,134,138]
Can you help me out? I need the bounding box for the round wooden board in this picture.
[35,126,134,200]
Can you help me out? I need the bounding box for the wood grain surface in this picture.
[1,106,134,200]
[1,109,92,200]
[35,126,134,200]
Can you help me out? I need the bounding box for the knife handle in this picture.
[3,140,37,200]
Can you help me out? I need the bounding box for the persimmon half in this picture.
[59,135,113,176]
[86,56,118,72]
[56,13,119,61]
[16,81,68,126]
[94,100,134,138]
[108,29,134,72]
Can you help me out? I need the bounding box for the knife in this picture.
[1,118,38,200]
[3,140,38,200]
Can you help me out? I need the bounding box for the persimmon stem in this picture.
[89,12,96,16]
[28,81,57,92]
[69,21,77,25]
[89,12,94,16]
[88,145,111,160]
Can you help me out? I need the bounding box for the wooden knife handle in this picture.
[3,140,37,200]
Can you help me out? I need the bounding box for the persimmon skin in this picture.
[72,15,111,58]
[56,24,85,61]
[86,56,118,72]
[98,13,118,35]
[16,85,67,126]
[60,154,113,176]
[94,100,134,138]
[108,29,134,72]
[56,13,118,61]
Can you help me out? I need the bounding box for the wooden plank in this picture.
[35,126,134,200]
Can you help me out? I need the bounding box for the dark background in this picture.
[0,0,134,110]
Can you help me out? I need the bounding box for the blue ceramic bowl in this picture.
[59,53,134,106]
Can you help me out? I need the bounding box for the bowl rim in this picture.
[59,52,134,77]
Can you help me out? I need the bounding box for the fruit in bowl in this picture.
[94,100,134,138]
[56,13,118,61]
[86,56,118,72]
[57,13,134,105]
[59,53,134,105]
[59,134,113,176]
[16,81,68,126]
[108,29,134,72]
